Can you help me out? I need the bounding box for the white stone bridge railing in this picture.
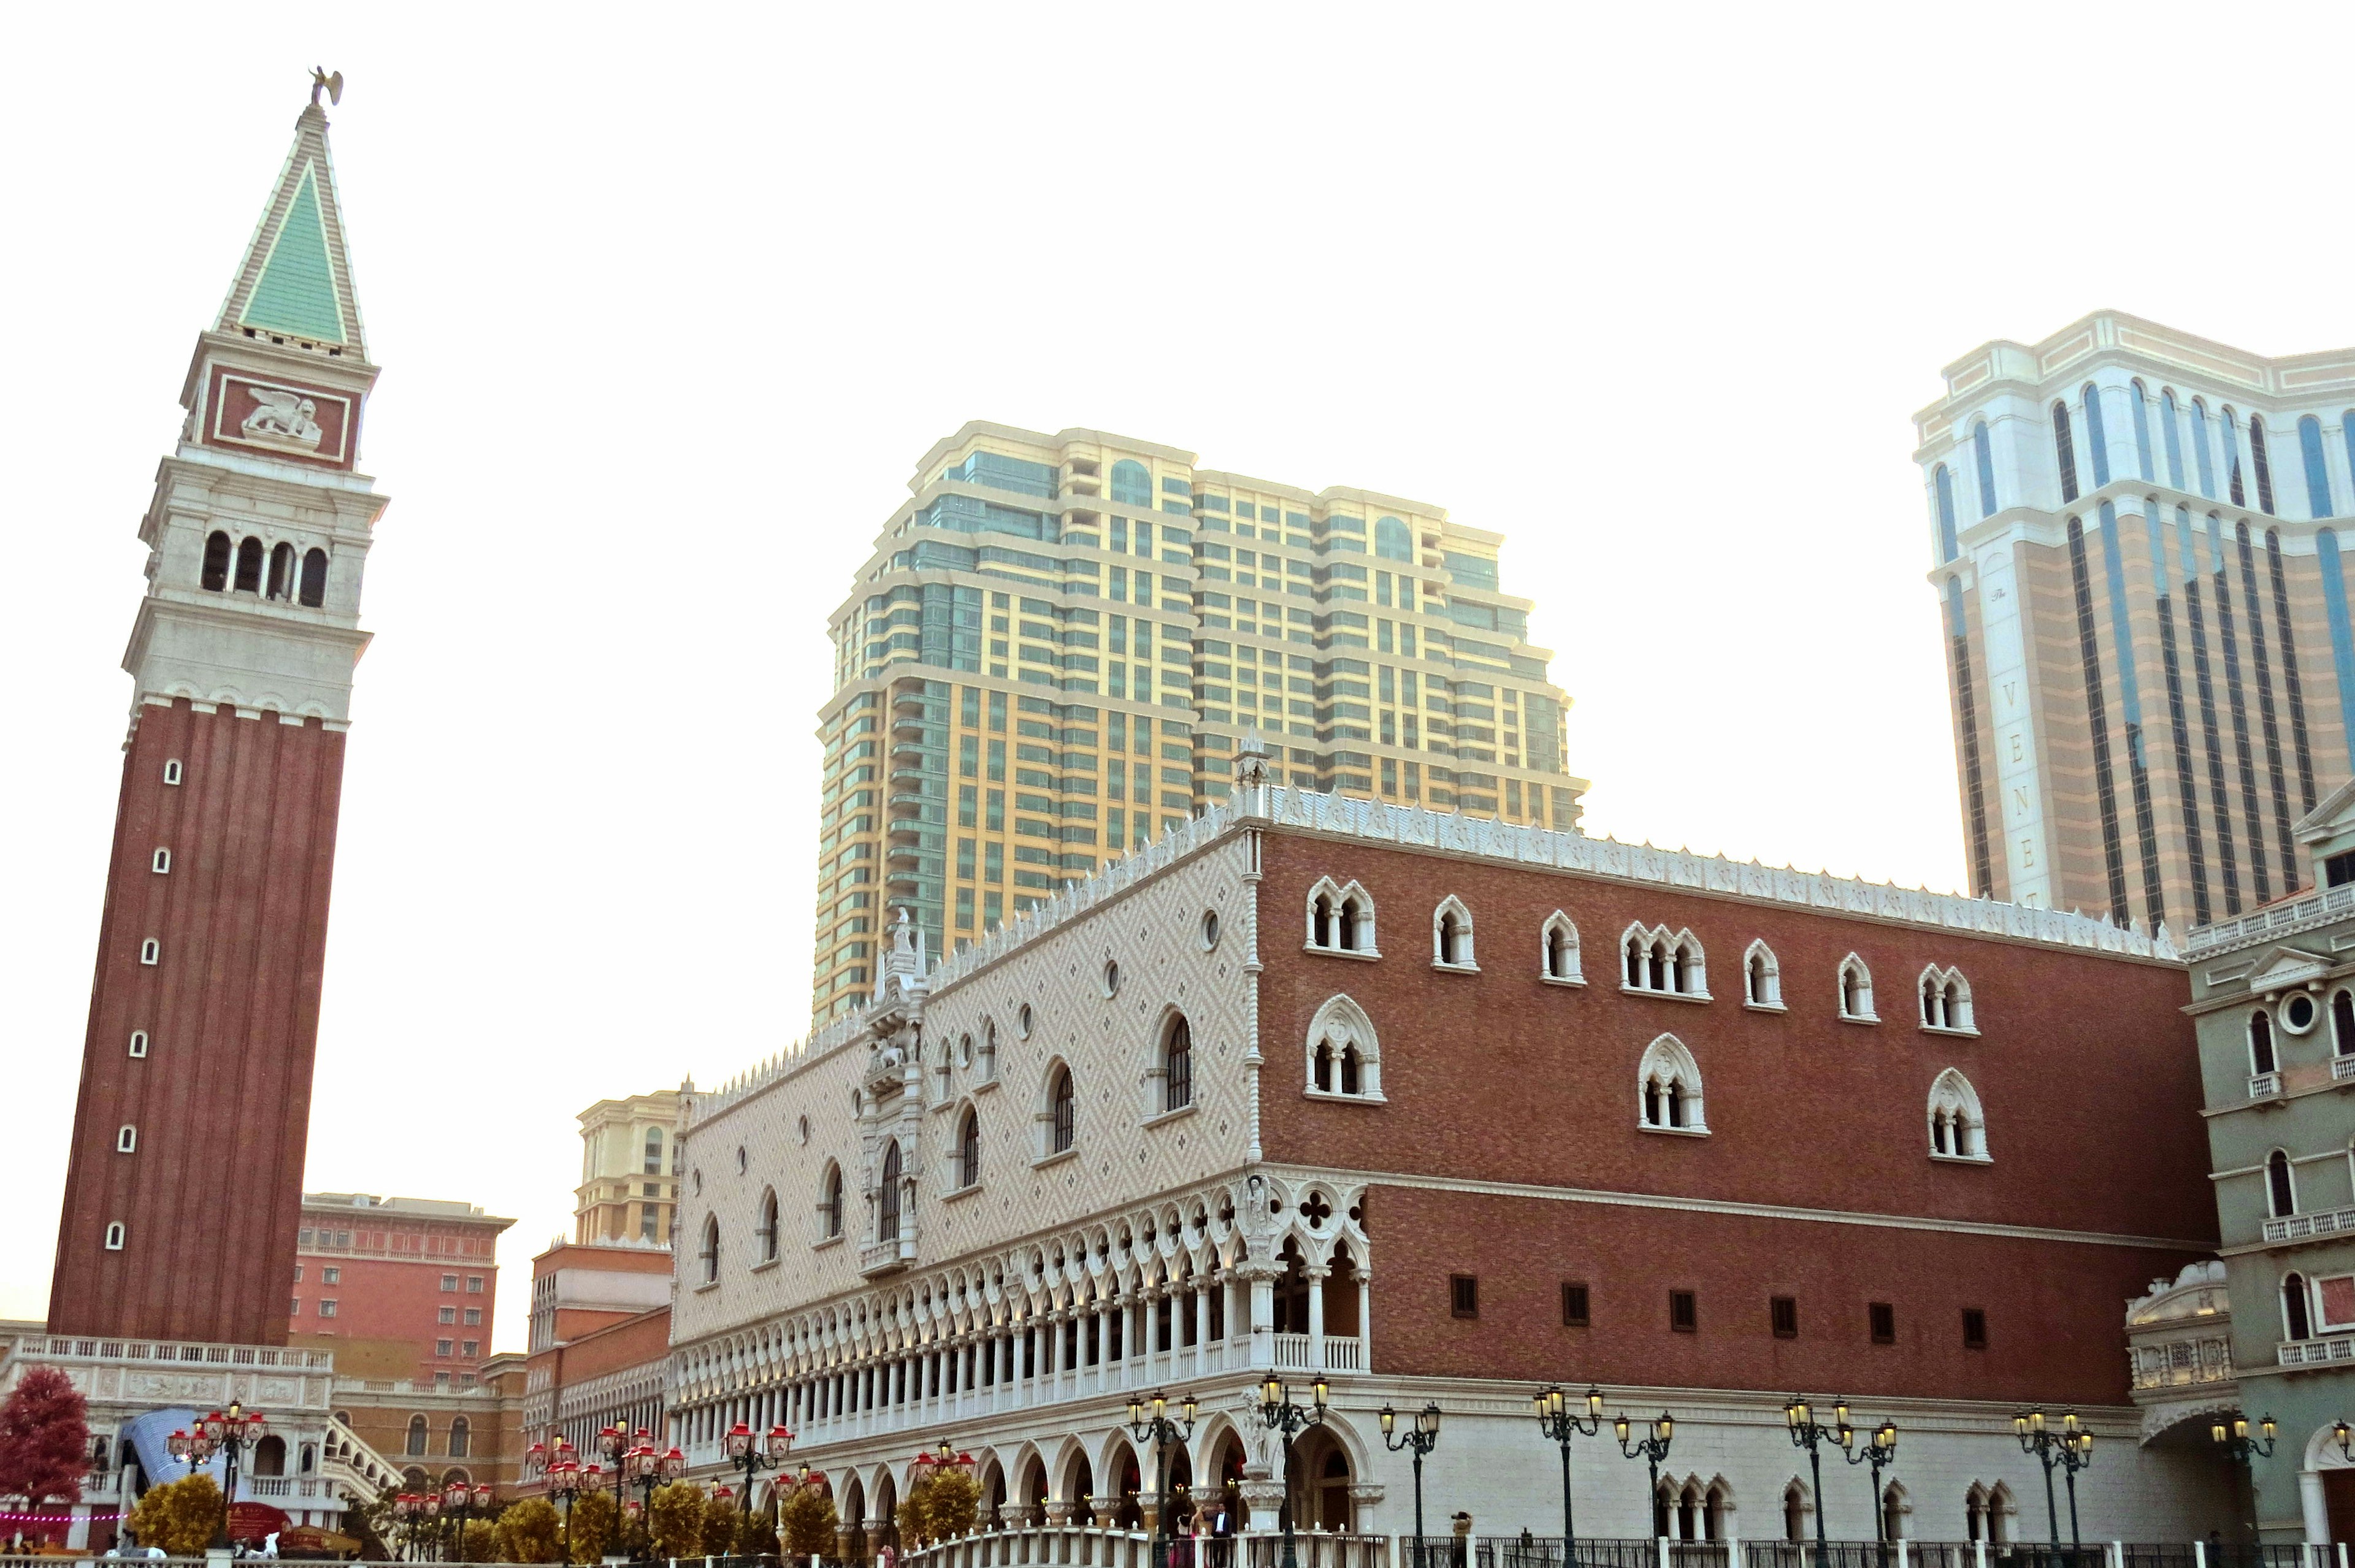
[905,1528,1389,1568]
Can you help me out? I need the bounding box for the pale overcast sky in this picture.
[9,2,2355,1354]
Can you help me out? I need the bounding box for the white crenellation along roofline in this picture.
[691,787,2181,1130]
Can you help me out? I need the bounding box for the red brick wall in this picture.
[1255,832,2215,1402]
[48,700,345,1344]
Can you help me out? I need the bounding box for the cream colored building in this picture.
[1915,312,2355,932]
[813,423,1584,1019]
[573,1090,684,1244]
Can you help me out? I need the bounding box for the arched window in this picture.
[956,1107,982,1190]
[2224,406,2248,506]
[1934,464,1959,562]
[1838,955,1875,1022]
[2334,990,2355,1057]
[1928,1069,1988,1161]
[1783,1482,1808,1544]
[1304,878,1376,954]
[1305,994,1382,1100]
[1918,966,1975,1033]
[699,1215,720,1282]
[1046,1065,1076,1155]
[2250,415,2276,514]
[2284,1272,2313,1340]
[1621,923,1707,998]
[234,536,265,593]
[1744,940,1782,1009]
[2053,403,2080,503]
[2081,384,2111,488]
[2192,399,2218,497]
[1110,461,1152,507]
[1540,912,1582,984]
[1973,420,1998,518]
[756,1188,779,1263]
[643,1127,664,1174]
[2130,381,2154,481]
[448,1418,470,1459]
[267,541,296,600]
[1162,1014,1195,1112]
[2267,1149,2296,1218]
[2302,416,2336,520]
[878,1141,903,1241]
[1432,896,1476,969]
[2250,1010,2277,1076]
[2161,390,2186,489]
[1375,516,1414,562]
[202,531,232,591]
[1637,1034,1706,1133]
[1881,1480,1907,1542]
[819,1163,843,1240]
[405,1416,429,1457]
[299,547,328,606]
[115,1125,136,1153]
[979,1019,998,1081]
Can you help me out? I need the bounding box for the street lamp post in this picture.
[1379,1404,1442,1568]
[168,1403,268,1552]
[724,1423,795,1526]
[2210,1413,2278,1545]
[1531,1385,1604,1568]
[1254,1374,1329,1568]
[1838,1424,1898,1547]
[445,1478,491,1561]
[1782,1398,1847,1567]
[1128,1390,1199,1561]
[2015,1410,2094,1550]
[1611,1413,1675,1542]
[390,1494,419,1563]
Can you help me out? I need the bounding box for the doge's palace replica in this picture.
[670,740,2242,1551]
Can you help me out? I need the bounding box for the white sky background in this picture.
[7,2,2353,1356]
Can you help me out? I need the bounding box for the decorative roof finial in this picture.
[310,67,345,109]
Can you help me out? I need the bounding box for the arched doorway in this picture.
[1069,1455,1096,1526]
[1206,1432,1247,1532]
[981,1459,1008,1529]
[1020,1456,1049,1526]
[876,1472,900,1556]
[252,1436,286,1478]
[842,1475,868,1564]
[1109,1445,1143,1530]
[1165,1448,1196,1534]
[1285,1428,1353,1532]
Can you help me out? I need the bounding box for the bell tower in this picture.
[46,90,386,1344]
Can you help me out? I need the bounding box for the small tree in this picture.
[778,1483,839,1558]
[734,1506,780,1559]
[0,1367,91,1509]
[497,1497,562,1564]
[898,1467,980,1548]
[649,1482,708,1560]
[129,1473,224,1556]
[701,1490,745,1556]
[461,1516,500,1561]
[567,1490,619,1565]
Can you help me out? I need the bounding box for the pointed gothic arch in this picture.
[1928,1068,1989,1161]
[1432,895,1477,969]
[1838,954,1877,1021]
[1306,878,1377,955]
[1306,993,1383,1100]
[1540,911,1583,984]
[1919,965,1977,1033]
[1744,939,1783,1009]
[1637,1034,1707,1133]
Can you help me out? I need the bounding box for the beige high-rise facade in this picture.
[1916,311,2355,935]
[813,423,1583,1020]
[572,1090,683,1244]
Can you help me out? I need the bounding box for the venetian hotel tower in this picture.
[46,92,385,1345]
[1917,312,2355,933]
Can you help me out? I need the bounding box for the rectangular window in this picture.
[959,784,978,827]
[323,1266,340,1285]
[462,1340,480,1357]
[1869,1302,1896,1344]
[1561,1282,1590,1328]
[320,1299,337,1317]
[1450,1274,1479,1319]
[466,1275,481,1291]
[437,1338,454,1356]
[988,739,1007,781]
[2327,849,2355,888]
[441,1274,458,1291]
[1669,1290,1698,1333]
[291,1298,301,1315]
[464,1307,482,1326]
[1770,1296,1798,1339]
[1961,1308,1988,1350]
[438,1306,457,1324]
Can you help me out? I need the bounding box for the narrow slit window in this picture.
[1770,1296,1798,1339]
[1450,1274,1479,1319]
[1669,1290,1698,1333]
[300,548,329,607]
[267,541,295,600]
[115,1125,137,1153]
[201,532,232,591]
[234,536,264,593]
[1961,1308,1988,1350]
[139,939,160,966]
[1869,1302,1896,1344]
[104,1223,126,1251]
[163,760,183,786]
[151,848,170,874]
[1561,1282,1590,1327]
[128,1031,148,1058]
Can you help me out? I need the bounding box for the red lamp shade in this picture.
[764,1426,794,1463]
[662,1447,687,1480]
[445,1479,468,1507]
[725,1423,754,1460]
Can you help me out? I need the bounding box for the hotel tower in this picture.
[1917,312,2355,933]
[813,424,1583,1020]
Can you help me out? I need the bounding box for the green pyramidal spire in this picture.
[216,101,367,358]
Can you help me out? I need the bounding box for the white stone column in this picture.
[1355,1271,1373,1369]
[1246,1266,1276,1371]
[1194,1285,1211,1365]
[1304,1267,1329,1369]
